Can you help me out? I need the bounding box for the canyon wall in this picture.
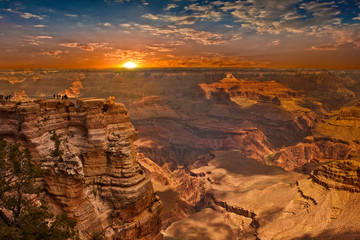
[0,98,162,240]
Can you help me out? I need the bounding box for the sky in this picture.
[0,0,360,69]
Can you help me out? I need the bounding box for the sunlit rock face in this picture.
[163,151,360,240]
[311,160,360,192]
[0,98,162,240]
[272,102,360,171]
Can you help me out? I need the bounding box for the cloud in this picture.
[142,13,159,20]
[141,2,222,25]
[5,8,46,20]
[145,44,173,52]
[65,13,78,17]
[299,1,335,12]
[309,25,360,50]
[151,53,269,67]
[104,49,150,62]
[164,4,178,11]
[309,44,337,50]
[59,42,111,51]
[33,24,47,28]
[119,23,131,27]
[166,15,197,24]
[207,0,345,36]
[272,40,280,46]
[39,50,63,56]
[25,35,52,46]
[103,22,112,27]
[35,35,52,39]
[5,9,16,13]
[20,12,44,20]
[185,3,214,12]
[133,24,231,45]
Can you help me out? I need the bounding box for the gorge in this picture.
[1,68,360,239]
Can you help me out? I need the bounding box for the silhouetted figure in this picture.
[64,94,68,99]
[53,94,56,99]
[0,95,3,100]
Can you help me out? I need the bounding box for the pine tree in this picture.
[0,137,78,239]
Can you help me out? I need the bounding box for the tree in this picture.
[0,137,78,240]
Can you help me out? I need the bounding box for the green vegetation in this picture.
[0,137,77,239]
[50,131,64,162]
[266,153,275,165]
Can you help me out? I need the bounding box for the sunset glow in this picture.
[0,0,359,69]
[123,62,137,69]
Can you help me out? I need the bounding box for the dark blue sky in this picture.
[1,0,360,68]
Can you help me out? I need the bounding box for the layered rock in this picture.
[311,160,360,192]
[199,73,303,104]
[0,98,162,240]
[272,137,353,171]
[165,150,360,240]
[272,103,360,170]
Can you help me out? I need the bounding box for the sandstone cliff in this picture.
[0,98,162,240]
[272,103,360,170]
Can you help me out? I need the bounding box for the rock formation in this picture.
[199,73,303,104]
[0,98,162,240]
[164,151,360,240]
[272,102,360,170]
[311,160,360,192]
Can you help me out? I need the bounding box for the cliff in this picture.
[199,73,303,104]
[0,98,162,240]
[311,160,360,192]
[272,102,360,170]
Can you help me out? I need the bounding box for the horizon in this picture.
[1,0,360,69]
[1,66,360,71]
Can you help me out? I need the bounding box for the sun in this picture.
[123,61,137,69]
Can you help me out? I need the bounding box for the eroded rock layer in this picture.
[0,98,162,240]
[311,160,360,192]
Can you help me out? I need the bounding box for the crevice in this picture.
[204,192,261,240]
[297,186,317,205]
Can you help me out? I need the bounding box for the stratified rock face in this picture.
[273,137,353,171]
[199,73,303,104]
[0,98,162,240]
[311,160,360,192]
[273,102,360,170]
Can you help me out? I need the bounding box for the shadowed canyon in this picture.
[1,68,360,239]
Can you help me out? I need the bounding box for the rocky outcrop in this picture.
[273,102,360,170]
[0,98,162,240]
[311,160,360,192]
[199,73,303,104]
[273,137,353,171]
[338,108,360,120]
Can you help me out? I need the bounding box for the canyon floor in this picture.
[1,68,360,239]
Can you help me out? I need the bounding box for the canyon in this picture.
[1,68,360,239]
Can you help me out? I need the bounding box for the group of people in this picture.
[53,94,69,100]
[0,94,12,100]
